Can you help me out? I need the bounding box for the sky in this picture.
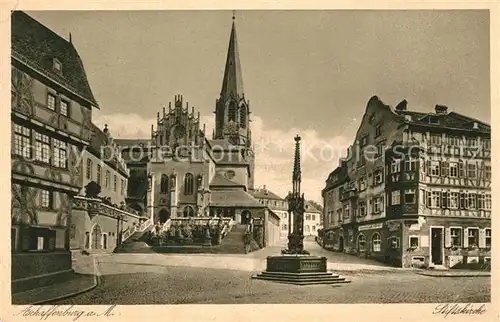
[25,10,490,203]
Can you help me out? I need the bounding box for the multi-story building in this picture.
[303,202,322,237]
[10,11,98,292]
[70,123,142,253]
[322,96,491,268]
[252,186,288,238]
[252,187,322,239]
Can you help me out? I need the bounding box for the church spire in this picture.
[220,12,244,99]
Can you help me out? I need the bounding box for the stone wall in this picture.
[12,252,72,293]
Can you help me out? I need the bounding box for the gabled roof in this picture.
[88,124,128,176]
[210,189,264,208]
[252,188,284,201]
[304,201,321,214]
[89,123,108,153]
[398,109,490,132]
[11,11,98,107]
[209,173,245,188]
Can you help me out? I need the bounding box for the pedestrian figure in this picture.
[243,231,251,254]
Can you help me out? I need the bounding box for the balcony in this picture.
[340,189,358,201]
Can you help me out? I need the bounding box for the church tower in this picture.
[214,14,251,147]
[214,13,255,190]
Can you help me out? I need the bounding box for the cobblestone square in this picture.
[51,241,490,304]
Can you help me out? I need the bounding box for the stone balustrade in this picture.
[168,216,232,227]
[73,195,142,220]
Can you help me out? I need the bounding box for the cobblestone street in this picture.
[51,241,490,304]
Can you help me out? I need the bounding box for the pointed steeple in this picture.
[292,135,302,195]
[220,13,244,99]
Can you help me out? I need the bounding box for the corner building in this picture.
[10,12,98,292]
[322,96,491,268]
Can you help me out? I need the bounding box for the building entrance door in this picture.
[241,210,251,224]
[431,228,443,265]
[339,236,344,252]
[91,225,101,250]
[159,209,170,224]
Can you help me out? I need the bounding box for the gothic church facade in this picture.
[118,17,265,225]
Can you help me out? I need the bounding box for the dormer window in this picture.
[428,116,439,124]
[53,58,62,74]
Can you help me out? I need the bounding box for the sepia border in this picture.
[0,1,498,321]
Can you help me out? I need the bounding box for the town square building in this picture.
[10,11,98,291]
[322,96,491,268]
[70,123,142,253]
[303,202,322,238]
[10,12,146,293]
[252,186,289,238]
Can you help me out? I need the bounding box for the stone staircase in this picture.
[252,271,350,285]
[215,224,248,254]
[114,223,254,254]
[114,221,154,253]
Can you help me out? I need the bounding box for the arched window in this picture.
[372,233,381,252]
[160,174,169,194]
[358,234,366,251]
[86,159,93,180]
[184,173,194,195]
[183,205,195,217]
[228,102,237,122]
[239,106,247,128]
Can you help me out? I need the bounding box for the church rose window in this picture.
[225,170,235,179]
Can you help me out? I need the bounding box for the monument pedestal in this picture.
[252,255,350,285]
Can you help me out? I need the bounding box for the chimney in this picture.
[395,99,408,112]
[435,104,448,115]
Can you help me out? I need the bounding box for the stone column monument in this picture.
[252,135,350,285]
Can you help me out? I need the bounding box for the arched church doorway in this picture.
[241,210,251,225]
[183,206,194,218]
[91,224,102,250]
[159,209,170,224]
